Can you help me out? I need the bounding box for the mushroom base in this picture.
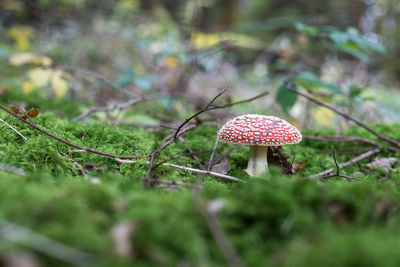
[245,145,268,177]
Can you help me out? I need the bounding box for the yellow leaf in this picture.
[32,55,53,67]
[9,52,35,66]
[27,68,52,87]
[51,70,69,99]
[7,25,35,51]
[22,81,35,96]
[9,52,53,66]
[164,56,179,70]
[222,32,266,50]
[313,107,335,127]
[191,32,266,50]
[192,33,219,49]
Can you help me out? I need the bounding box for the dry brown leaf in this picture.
[25,108,40,119]
[211,160,231,175]
[289,161,306,174]
[367,157,398,170]
[9,106,40,119]
[10,105,20,115]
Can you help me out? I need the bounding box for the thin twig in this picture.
[323,148,376,155]
[311,146,381,177]
[319,148,357,181]
[71,97,148,122]
[20,106,36,126]
[60,151,88,175]
[144,124,196,186]
[115,159,244,182]
[0,219,95,266]
[287,82,400,147]
[303,135,377,146]
[0,162,26,176]
[174,89,269,138]
[57,65,122,92]
[0,105,140,159]
[0,118,27,140]
[162,163,244,182]
[174,88,228,138]
[152,149,213,169]
[207,130,220,171]
[192,176,244,267]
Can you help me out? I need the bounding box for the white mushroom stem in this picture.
[245,145,269,176]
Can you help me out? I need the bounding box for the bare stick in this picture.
[311,146,380,177]
[20,107,36,126]
[60,151,88,175]
[287,82,400,147]
[153,149,212,170]
[213,146,243,165]
[163,163,244,182]
[0,105,139,160]
[57,65,122,92]
[324,148,377,155]
[115,159,244,182]
[207,131,220,171]
[303,135,377,146]
[320,148,357,181]
[144,125,196,185]
[304,135,400,153]
[0,118,27,140]
[0,162,26,176]
[174,89,269,138]
[192,176,244,267]
[173,88,227,138]
[0,219,95,266]
[72,97,148,122]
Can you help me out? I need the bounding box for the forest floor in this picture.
[1,89,400,267]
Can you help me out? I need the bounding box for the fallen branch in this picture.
[319,148,357,181]
[323,148,377,156]
[152,149,213,169]
[0,219,95,266]
[212,146,243,166]
[0,162,26,176]
[0,105,140,160]
[303,135,377,146]
[174,89,269,138]
[0,118,27,140]
[57,65,122,92]
[144,124,196,186]
[311,146,381,177]
[115,159,244,182]
[207,129,220,171]
[287,82,400,148]
[72,97,150,122]
[163,162,244,182]
[60,151,88,175]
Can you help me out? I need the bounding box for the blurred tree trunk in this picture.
[22,0,41,23]
[219,0,239,29]
[140,0,157,11]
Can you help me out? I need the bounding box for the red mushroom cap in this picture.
[218,114,302,146]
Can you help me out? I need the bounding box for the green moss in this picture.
[1,109,400,266]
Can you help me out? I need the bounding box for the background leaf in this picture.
[276,81,298,112]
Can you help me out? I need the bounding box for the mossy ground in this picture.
[1,95,400,266]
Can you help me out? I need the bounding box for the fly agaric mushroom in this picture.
[218,114,302,176]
